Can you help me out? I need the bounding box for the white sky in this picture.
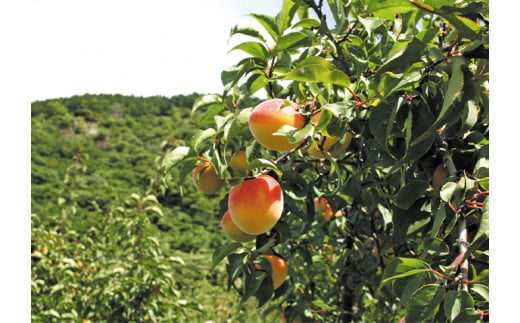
[28,0,282,102]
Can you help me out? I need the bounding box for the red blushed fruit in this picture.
[248,99,305,152]
[228,174,284,235]
[314,197,334,221]
[221,210,256,243]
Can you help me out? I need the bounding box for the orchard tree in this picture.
[163,0,489,321]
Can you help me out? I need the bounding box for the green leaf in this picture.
[368,0,419,20]
[255,275,275,307]
[444,290,475,322]
[421,237,450,259]
[411,56,466,146]
[250,13,279,41]
[381,268,431,285]
[225,107,253,141]
[230,41,270,59]
[462,196,489,263]
[399,272,430,306]
[248,158,283,177]
[375,38,425,84]
[377,62,424,98]
[283,56,350,87]
[406,284,445,322]
[327,0,348,31]
[273,31,311,54]
[192,94,223,117]
[276,0,298,34]
[380,257,430,290]
[395,180,430,209]
[226,252,248,290]
[162,146,191,173]
[230,25,266,42]
[312,299,337,311]
[212,242,243,270]
[470,283,489,302]
[358,17,383,38]
[440,181,461,203]
[274,122,313,145]
[191,128,217,154]
[192,94,226,127]
[474,197,489,244]
[242,269,268,305]
[292,18,320,29]
[477,177,489,191]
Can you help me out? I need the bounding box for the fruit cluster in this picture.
[191,98,353,290]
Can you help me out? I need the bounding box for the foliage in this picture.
[164,0,489,321]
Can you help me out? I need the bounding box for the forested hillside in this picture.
[31,94,272,321]
[31,93,225,251]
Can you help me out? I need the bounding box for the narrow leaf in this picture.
[411,56,466,146]
[229,25,266,42]
[250,13,279,41]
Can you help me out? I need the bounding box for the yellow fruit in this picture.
[192,160,224,195]
[256,254,288,289]
[229,151,248,177]
[228,174,283,235]
[308,110,352,158]
[248,99,305,152]
[220,210,256,242]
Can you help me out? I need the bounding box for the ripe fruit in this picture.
[229,151,248,177]
[256,254,288,289]
[192,160,224,195]
[314,197,333,221]
[228,174,283,235]
[432,163,449,191]
[308,110,352,158]
[220,210,256,243]
[248,99,305,152]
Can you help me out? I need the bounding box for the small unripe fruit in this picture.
[308,110,352,158]
[221,210,256,242]
[314,197,333,221]
[432,163,449,191]
[228,174,283,235]
[248,99,305,152]
[192,160,224,195]
[229,151,248,177]
[256,254,288,289]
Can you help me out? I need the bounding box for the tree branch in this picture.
[436,135,469,291]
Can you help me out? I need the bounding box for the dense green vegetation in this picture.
[31,93,275,321]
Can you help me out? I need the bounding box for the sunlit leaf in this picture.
[283,56,350,87]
